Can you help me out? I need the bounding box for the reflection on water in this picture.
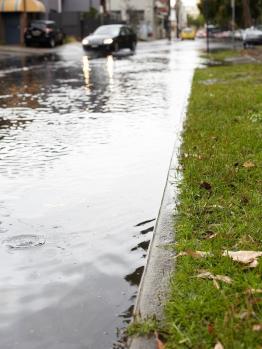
[0,41,199,348]
[124,266,144,287]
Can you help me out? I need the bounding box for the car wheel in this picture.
[25,41,31,47]
[49,38,56,48]
[130,41,136,52]
[58,36,64,45]
[113,42,119,52]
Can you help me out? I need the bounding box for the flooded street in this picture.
[0,41,199,349]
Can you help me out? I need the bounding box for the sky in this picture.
[183,0,198,7]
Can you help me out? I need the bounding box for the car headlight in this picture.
[82,38,89,45]
[103,38,113,45]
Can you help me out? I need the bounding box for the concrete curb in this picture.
[0,44,73,56]
[128,76,193,349]
[128,137,178,348]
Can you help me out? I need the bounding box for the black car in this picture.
[24,20,64,48]
[82,25,137,52]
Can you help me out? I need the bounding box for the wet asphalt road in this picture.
[0,40,201,349]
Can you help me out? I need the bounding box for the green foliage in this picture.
[83,7,98,19]
[127,318,157,337]
[164,61,262,348]
[198,0,262,28]
[187,14,205,28]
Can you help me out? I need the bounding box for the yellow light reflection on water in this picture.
[82,55,90,89]
[106,55,114,81]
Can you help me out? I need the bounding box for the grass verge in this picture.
[203,47,262,64]
[163,62,262,348]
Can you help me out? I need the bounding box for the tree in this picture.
[198,0,262,28]
[187,14,205,28]
[242,0,252,27]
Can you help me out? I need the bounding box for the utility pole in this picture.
[167,0,171,40]
[204,0,209,53]
[21,0,27,45]
[175,0,180,39]
[231,0,235,49]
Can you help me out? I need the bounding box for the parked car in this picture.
[82,25,137,52]
[234,29,244,41]
[196,29,206,38]
[180,27,196,40]
[24,20,64,48]
[243,26,262,47]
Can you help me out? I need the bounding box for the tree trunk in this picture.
[242,0,252,27]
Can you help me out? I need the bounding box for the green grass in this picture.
[202,49,243,62]
[163,63,262,348]
[127,318,157,337]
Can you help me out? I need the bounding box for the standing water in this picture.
[0,41,199,348]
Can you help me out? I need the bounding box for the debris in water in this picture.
[3,234,46,249]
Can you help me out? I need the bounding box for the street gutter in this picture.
[0,44,70,56]
[128,76,194,349]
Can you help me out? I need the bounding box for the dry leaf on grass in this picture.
[214,341,224,349]
[201,230,218,240]
[246,288,262,295]
[175,250,211,259]
[223,251,262,268]
[196,271,232,284]
[243,161,255,168]
[206,232,218,240]
[237,311,255,320]
[212,279,220,289]
[207,323,214,334]
[155,332,165,349]
[252,324,262,332]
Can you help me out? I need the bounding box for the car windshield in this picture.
[31,22,54,30]
[183,28,193,33]
[94,26,120,36]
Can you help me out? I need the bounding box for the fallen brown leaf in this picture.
[203,231,218,240]
[155,332,165,349]
[246,288,262,295]
[250,297,262,305]
[207,323,214,334]
[237,311,255,320]
[252,324,262,332]
[214,341,224,349]
[223,251,262,268]
[249,260,259,268]
[215,275,232,284]
[213,279,220,289]
[196,271,232,284]
[243,161,255,168]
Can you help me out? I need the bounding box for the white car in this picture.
[243,26,262,47]
[234,29,244,41]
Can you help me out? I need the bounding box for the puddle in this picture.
[0,41,200,349]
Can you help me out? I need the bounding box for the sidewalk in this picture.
[0,44,66,57]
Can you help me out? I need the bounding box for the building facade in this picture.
[0,0,45,44]
[42,0,100,13]
[107,0,169,39]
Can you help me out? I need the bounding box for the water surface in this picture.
[0,41,199,348]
